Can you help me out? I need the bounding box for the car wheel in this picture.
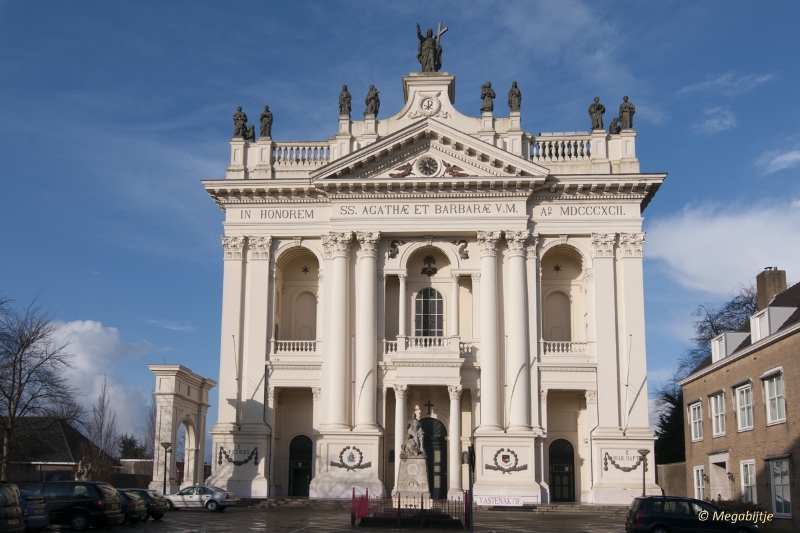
[153,513,164,520]
[69,512,91,531]
[206,500,220,512]
[651,527,670,533]
[113,516,127,526]
[141,514,150,522]
[166,499,175,510]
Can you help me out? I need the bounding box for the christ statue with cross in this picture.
[416,22,447,73]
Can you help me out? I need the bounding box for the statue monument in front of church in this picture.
[394,415,431,499]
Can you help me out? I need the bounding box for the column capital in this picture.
[619,232,645,258]
[504,230,530,257]
[447,385,463,400]
[398,273,408,282]
[267,387,276,401]
[248,236,272,260]
[221,236,245,260]
[311,387,322,401]
[356,231,381,257]
[471,273,481,283]
[451,273,460,282]
[585,389,597,404]
[477,231,502,257]
[590,233,616,258]
[539,389,548,404]
[322,231,353,258]
[525,234,540,259]
[393,384,408,400]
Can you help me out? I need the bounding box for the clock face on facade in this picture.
[418,156,439,176]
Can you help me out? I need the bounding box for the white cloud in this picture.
[678,71,776,97]
[756,149,800,175]
[691,107,737,135]
[52,320,156,436]
[647,201,800,295]
[146,319,196,333]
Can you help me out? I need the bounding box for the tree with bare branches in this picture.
[138,389,157,459]
[80,376,120,481]
[0,297,84,480]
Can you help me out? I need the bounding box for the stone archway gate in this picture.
[148,365,216,493]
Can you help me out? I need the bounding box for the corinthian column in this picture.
[476,230,502,432]
[322,232,353,429]
[619,233,649,429]
[242,236,271,428]
[393,384,408,491]
[505,230,531,432]
[218,236,245,427]
[591,233,620,429]
[355,231,380,430]
[447,385,463,496]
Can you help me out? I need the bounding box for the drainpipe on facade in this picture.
[588,422,600,503]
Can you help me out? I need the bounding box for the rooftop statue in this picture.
[364,85,380,117]
[416,22,447,73]
[609,117,621,134]
[233,106,255,141]
[588,97,605,131]
[619,95,635,129]
[508,81,521,112]
[480,81,495,113]
[259,105,273,139]
[338,85,351,117]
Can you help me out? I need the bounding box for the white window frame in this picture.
[770,458,792,516]
[711,393,726,437]
[736,384,753,431]
[693,466,706,500]
[764,373,786,425]
[740,460,756,504]
[689,402,703,441]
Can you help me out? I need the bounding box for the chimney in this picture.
[756,267,787,310]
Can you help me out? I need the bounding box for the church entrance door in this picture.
[420,418,447,499]
[288,435,312,497]
[549,439,575,502]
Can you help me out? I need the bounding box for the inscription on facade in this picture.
[338,202,519,217]
[240,209,315,220]
[538,205,626,217]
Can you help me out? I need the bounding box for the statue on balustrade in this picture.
[508,81,522,112]
[364,85,380,117]
[416,22,445,72]
[233,106,255,141]
[260,105,273,139]
[588,97,605,131]
[480,81,495,113]
[609,117,621,134]
[619,95,635,129]
[338,85,351,117]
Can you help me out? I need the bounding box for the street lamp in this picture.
[638,449,650,497]
[161,442,172,496]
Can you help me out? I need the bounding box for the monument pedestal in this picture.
[393,453,431,499]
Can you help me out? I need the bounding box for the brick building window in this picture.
[770,458,791,516]
[741,460,756,503]
[764,374,786,424]
[711,393,726,436]
[736,385,753,430]
[693,466,706,500]
[689,402,703,441]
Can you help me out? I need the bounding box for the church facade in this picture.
[202,67,664,504]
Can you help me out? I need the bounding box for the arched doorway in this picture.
[549,439,575,502]
[288,435,312,497]
[420,418,447,499]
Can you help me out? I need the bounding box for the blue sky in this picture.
[2,1,800,446]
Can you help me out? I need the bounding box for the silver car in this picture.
[164,485,236,512]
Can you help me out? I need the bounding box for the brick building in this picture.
[679,268,800,530]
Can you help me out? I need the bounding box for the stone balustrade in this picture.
[384,339,398,354]
[273,142,331,169]
[272,340,318,354]
[528,134,592,164]
[541,340,589,355]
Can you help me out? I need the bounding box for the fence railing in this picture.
[351,488,467,528]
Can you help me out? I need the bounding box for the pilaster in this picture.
[217,236,245,428]
[242,236,271,430]
[476,231,502,433]
[355,232,381,430]
[525,236,542,431]
[392,385,408,493]
[505,230,531,432]
[447,385,463,496]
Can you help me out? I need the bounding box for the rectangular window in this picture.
[741,461,756,504]
[693,466,706,500]
[736,385,753,430]
[711,393,726,436]
[765,374,786,424]
[771,458,791,516]
[690,402,703,441]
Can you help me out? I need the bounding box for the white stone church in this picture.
[201,65,664,504]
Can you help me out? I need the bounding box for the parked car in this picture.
[17,492,49,533]
[21,481,122,531]
[116,488,169,521]
[626,495,761,533]
[0,482,24,533]
[113,490,148,525]
[165,485,236,512]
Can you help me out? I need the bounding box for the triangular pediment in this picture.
[310,118,549,183]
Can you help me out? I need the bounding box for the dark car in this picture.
[117,488,168,521]
[18,492,49,533]
[22,481,122,531]
[0,482,24,533]
[626,496,761,533]
[113,490,148,525]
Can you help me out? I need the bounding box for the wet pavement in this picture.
[46,506,627,532]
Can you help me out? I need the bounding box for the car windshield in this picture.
[124,492,143,501]
[0,485,20,506]
[147,490,163,499]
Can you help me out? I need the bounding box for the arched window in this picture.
[415,288,443,337]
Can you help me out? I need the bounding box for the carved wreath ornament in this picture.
[407,92,450,119]
[218,445,259,466]
[330,446,372,471]
[603,451,647,473]
[485,448,528,474]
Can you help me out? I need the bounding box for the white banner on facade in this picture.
[475,496,523,507]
